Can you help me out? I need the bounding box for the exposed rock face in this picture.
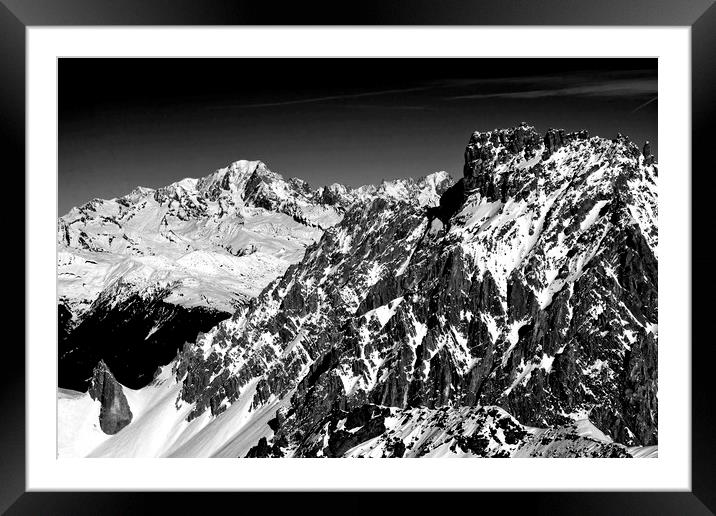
[59,291,229,391]
[463,123,542,199]
[642,141,656,166]
[88,360,133,435]
[58,301,75,338]
[171,124,657,457]
[642,141,651,158]
[260,403,630,458]
[245,436,287,457]
[426,179,465,225]
[543,129,590,158]
[543,128,566,157]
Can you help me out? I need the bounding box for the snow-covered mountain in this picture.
[58,160,346,321]
[58,124,658,458]
[58,159,452,390]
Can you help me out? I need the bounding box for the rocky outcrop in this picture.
[174,340,243,421]
[643,141,656,166]
[463,123,542,200]
[543,129,590,158]
[58,301,75,339]
[426,178,465,225]
[244,436,287,457]
[88,360,133,435]
[316,184,351,208]
[543,128,566,157]
[271,403,632,458]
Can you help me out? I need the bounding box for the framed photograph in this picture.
[4,0,714,513]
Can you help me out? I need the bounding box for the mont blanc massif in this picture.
[57,124,658,459]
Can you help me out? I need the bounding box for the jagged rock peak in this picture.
[642,141,656,166]
[543,128,590,157]
[465,123,593,152]
[462,124,652,200]
[462,123,541,197]
[88,360,133,435]
[312,171,454,211]
[429,123,657,231]
[190,160,270,196]
[543,128,566,156]
[467,122,541,153]
[465,123,593,162]
[315,182,352,207]
[121,186,156,203]
[376,171,453,201]
[218,159,278,186]
[215,158,269,179]
[148,160,278,205]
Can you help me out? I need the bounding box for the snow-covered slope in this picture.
[58,124,658,458]
[58,363,276,458]
[59,160,452,317]
[58,160,333,319]
[58,361,646,458]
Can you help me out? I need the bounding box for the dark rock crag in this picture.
[88,360,133,435]
[642,141,656,166]
[59,291,230,392]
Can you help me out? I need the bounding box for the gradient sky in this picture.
[59,58,657,215]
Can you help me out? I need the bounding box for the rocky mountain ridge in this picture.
[58,160,451,390]
[173,124,657,455]
[58,124,658,458]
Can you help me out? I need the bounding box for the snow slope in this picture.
[59,363,289,458]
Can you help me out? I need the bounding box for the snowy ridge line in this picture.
[58,159,453,316]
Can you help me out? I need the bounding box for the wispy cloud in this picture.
[342,103,435,111]
[210,71,657,110]
[447,78,657,101]
[630,95,658,114]
[220,85,439,109]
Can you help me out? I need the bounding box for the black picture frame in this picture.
[2,1,714,514]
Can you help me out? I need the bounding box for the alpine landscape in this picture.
[58,122,659,460]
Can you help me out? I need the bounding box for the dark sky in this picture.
[59,58,657,215]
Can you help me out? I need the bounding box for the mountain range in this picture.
[58,159,449,390]
[58,123,658,459]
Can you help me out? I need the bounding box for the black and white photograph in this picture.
[56,57,659,459]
